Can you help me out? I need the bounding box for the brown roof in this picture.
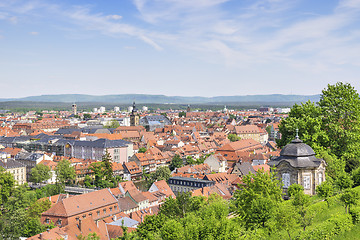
[118,196,138,211]
[28,217,108,240]
[42,189,117,218]
[151,180,176,198]
[126,189,147,203]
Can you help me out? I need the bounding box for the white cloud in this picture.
[106,14,122,20]
[29,31,38,35]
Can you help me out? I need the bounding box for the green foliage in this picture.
[83,175,94,188]
[288,183,304,198]
[0,166,15,205]
[138,147,147,153]
[316,181,334,207]
[145,166,171,189]
[335,173,353,190]
[227,133,241,142]
[169,154,183,171]
[179,111,186,118]
[277,100,327,153]
[265,125,272,135]
[291,189,314,231]
[352,167,360,187]
[186,156,196,165]
[278,82,360,173]
[55,159,76,185]
[104,119,120,128]
[136,193,244,240]
[35,184,64,198]
[83,113,92,119]
[88,152,116,188]
[319,82,360,161]
[102,151,113,182]
[27,199,52,218]
[77,232,101,240]
[340,188,359,214]
[349,206,360,224]
[316,150,345,180]
[275,202,299,240]
[30,164,52,183]
[303,213,353,240]
[0,184,53,238]
[232,169,283,229]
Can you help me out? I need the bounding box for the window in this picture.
[103,209,106,214]
[83,214,86,218]
[76,217,79,221]
[97,211,100,216]
[114,206,117,210]
[282,173,290,188]
[318,173,323,185]
[89,213,92,217]
[45,218,50,224]
[303,176,311,189]
[57,219,62,225]
[110,207,113,212]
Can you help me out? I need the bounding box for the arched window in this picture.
[282,173,290,188]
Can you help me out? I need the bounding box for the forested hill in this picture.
[0,93,320,104]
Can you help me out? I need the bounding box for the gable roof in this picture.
[42,189,117,218]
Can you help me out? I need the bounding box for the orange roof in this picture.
[252,164,270,172]
[42,189,117,218]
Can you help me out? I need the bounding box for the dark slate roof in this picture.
[280,138,315,157]
[55,128,80,135]
[234,162,256,175]
[0,158,25,169]
[0,136,31,144]
[140,115,172,125]
[169,176,215,184]
[268,137,324,169]
[70,139,131,148]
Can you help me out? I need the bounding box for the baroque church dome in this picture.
[279,138,315,157]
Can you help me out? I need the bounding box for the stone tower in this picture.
[72,103,77,116]
[130,101,139,126]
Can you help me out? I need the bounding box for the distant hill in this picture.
[0,94,320,104]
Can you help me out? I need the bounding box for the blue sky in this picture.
[1,0,360,98]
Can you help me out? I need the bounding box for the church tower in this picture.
[130,101,139,126]
[72,103,77,116]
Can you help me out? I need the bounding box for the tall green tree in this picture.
[276,100,327,153]
[232,169,283,229]
[30,164,52,183]
[0,166,15,205]
[316,181,334,208]
[340,188,359,214]
[278,82,360,173]
[170,154,183,171]
[102,151,113,182]
[318,82,360,162]
[55,159,76,185]
[146,166,171,189]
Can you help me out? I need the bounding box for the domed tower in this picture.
[268,131,326,195]
[130,101,139,126]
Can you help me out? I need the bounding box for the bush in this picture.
[303,213,353,239]
[349,206,360,224]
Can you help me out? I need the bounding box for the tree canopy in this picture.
[30,164,52,184]
[55,159,76,185]
[278,82,360,172]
